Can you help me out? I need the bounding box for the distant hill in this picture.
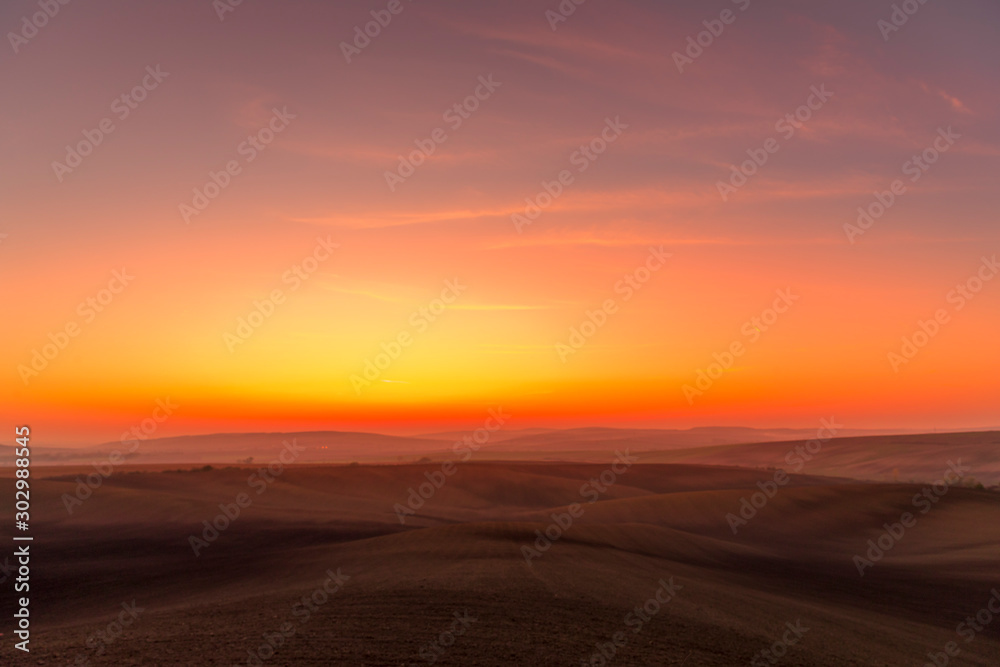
[3,427,998,485]
[633,430,1000,487]
[1,425,880,467]
[0,431,450,466]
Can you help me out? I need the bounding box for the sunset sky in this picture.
[2,0,998,445]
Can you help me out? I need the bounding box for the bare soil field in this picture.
[1,461,997,665]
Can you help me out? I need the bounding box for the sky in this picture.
[1,0,998,445]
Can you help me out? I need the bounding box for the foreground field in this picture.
[1,461,998,665]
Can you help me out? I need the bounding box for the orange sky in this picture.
[2,0,999,445]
